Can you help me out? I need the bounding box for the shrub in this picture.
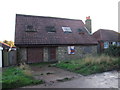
[104,45,120,56]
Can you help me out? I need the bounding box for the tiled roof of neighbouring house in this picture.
[0,42,11,49]
[93,29,120,42]
[15,14,98,46]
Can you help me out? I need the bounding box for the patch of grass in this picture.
[2,66,44,89]
[55,55,119,75]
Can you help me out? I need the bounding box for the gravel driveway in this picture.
[22,65,119,88]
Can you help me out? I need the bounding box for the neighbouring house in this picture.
[0,42,17,67]
[0,44,3,67]
[15,14,98,63]
[93,29,120,53]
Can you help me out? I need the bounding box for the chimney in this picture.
[85,16,92,33]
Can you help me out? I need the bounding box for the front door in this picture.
[48,47,56,61]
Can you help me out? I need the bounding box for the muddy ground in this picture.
[22,65,119,88]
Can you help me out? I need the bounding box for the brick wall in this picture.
[17,48,27,63]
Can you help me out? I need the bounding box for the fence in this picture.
[2,50,17,67]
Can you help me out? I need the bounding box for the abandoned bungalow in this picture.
[15,14,98,63]
[93,29,120,53]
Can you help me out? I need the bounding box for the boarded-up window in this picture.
[68,46,75,54]
[25,25,36,32]
[46,26,56,33]
[78,28,85,34]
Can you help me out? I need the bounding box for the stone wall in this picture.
[17,45,97,63]
[17,48,27,63]
[43,47,48,62]
[57,45,97,61]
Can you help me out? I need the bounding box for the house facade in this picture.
[0,44,3,67]
[15,14,98,63]
[93,29,120,53]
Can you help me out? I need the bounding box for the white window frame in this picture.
[68,46,75,54]
[104,42,109,49]
[62,27,72,32]
[117,42,120,46]
[112,42,116,45]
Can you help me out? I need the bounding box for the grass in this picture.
[55,55,119,75]
[2,64,44,89]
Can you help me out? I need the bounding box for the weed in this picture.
[55,55,119,75]
[2,67,43,89]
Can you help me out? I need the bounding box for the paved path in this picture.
[22,65,119,88]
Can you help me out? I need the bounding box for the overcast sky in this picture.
[0,0,119,41]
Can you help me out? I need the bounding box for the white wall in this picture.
[0,47,3,67]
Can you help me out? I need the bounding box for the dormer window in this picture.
[78,28,85,34]
[62,27,72,33]
[27,25,33,30]
[46,26,56,33]
[25,25,36,32]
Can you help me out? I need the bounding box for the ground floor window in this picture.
[68,46,75,54]
[112,42,116,45]
[104,42,109,49]
[104,41,120,49]
[117,42,120,46]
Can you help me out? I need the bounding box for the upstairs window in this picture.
[62,27,72,33]
[25,25,36,32]
[78,28,85,34]
[46,26,56,33]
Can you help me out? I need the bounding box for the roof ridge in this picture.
[16,14,82,21]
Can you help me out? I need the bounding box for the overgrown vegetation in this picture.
[104,45,120,56]
[54,55,119,75]
[2,64,44,89]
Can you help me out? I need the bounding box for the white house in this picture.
[0,46,3,67]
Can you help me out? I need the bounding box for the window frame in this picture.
[62,27,72,33]
[104,41,109,49]
[25,25,37,32]
[68,46,75,54]
[46,26,56,33]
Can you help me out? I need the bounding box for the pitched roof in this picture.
[93,29,120,42]
[15,14,98,46]
[0,42,11,49]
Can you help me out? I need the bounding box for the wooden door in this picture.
[48,47,56,61]
[27,48,43,63]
